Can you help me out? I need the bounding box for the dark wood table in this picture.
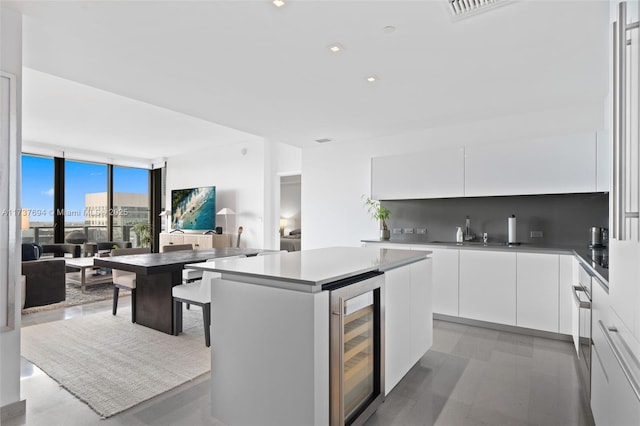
[94,248,265,334]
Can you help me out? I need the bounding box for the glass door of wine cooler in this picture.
[328,272,384,426]
[344,294,375,419]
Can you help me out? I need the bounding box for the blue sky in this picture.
[21,155,148,223]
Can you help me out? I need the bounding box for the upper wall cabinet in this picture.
[371,146,465,200]
[464,133,598,197]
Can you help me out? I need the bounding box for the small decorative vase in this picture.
[380,229,390,240]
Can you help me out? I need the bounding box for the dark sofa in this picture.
[41,243,81,258]
[22,258,66,308]
[21,243,68,308]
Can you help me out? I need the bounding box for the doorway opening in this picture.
[279,174,301,251]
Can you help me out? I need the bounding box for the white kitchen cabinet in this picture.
[459,250,517,326]
[424,248,459,316]
[371,146,465,200]
[608,344,640,426]
[592,276,610,336]
[464,133,597,197]
[558,255,574,335]
[592,312,640,426]
[409,259,432,364]
[591,344,610,426]
[516,253,559,333]
[384,259,433,395]
[609,0,640,351]
[590,277,611,424]
[609,242,640,346]
[572,292,581,357]
[384,266,412,395]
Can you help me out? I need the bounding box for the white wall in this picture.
[302,103,605,250]
[166,138,267,249]
[167,139,301,251]
[1,5,23,414]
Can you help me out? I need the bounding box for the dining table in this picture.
[94,248,267,334]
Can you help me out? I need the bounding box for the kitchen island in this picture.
[187,246,432,426]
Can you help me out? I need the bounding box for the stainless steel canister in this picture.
[590,226,603,247]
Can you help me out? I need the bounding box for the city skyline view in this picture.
[21,155,149,224]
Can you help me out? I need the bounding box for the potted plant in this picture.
[132,223,152,248]
[363,197,391,240]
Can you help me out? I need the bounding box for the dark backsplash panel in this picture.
[383,193,609,247]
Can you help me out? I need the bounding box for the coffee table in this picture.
[65,257,113,293]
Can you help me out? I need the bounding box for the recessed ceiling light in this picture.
[272,0,286,8]
[383,26,396,34]
[327,43,344,53]
[366,75,379,83]
[315,138,332,143]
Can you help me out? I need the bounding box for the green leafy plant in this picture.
[363,196,391,231]
[112,244,120,250]
[132,223,152,248]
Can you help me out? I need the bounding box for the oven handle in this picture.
[572,286,591,309]
[598,320,640,402]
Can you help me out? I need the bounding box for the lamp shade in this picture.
[216,208,235,215]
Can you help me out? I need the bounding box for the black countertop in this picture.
[94,248,267,275]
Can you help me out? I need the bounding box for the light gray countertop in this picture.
[362,239,609,288]
[186,246,430,290]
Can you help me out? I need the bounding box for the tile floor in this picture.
[365,321,594,426]
[7,301,594,426]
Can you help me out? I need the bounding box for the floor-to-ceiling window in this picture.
[21,154,152,248]
[113,166,150,247]
[21,155,55,244]
[64,160,108,244]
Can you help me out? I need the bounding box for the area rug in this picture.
[21,307,210,418]
[21,282,124,314]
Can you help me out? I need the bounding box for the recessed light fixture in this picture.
[383,25,396,34]
[272,0,286,8]
[366,75,379,83]
[327,43,344,53]
[315,138,332,143]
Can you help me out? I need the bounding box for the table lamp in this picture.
[159,210,171,233]
[216,208,235,234]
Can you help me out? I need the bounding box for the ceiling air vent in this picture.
[315,138,332,143]
[447,0,510,19]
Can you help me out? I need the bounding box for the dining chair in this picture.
[161,243,203,284]
[111,247,151,322]
[160,243,193,253]
[172,255,246,346]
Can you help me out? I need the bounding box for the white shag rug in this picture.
[21,307,211,418]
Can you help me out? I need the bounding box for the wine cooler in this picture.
[325,271,385,426]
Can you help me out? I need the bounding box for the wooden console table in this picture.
[159,232,232,250]
[94,248,265,334]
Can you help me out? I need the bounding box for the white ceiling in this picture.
[8,0,609,160]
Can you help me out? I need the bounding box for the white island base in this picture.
[191,247,433,426]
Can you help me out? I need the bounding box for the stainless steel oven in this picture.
[573,263,592,399]
[324,271,385,426]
